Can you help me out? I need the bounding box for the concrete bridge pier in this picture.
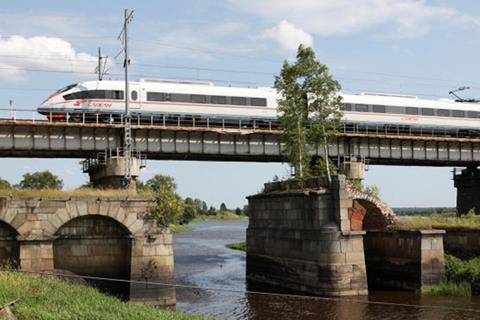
[338,157,367,181]
[83,149,146,190]
[454,166,480,216]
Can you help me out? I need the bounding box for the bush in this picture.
[17,171,63,190]
[422,281,471,297]
[425,255,480,296]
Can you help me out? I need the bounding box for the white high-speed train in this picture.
[38,79,480,129]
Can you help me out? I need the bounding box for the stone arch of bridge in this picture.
[0,219,19,268]
[47,200,144,237]
[349,198,389,231]
[53,214,132,299]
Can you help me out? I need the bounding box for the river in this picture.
[173,220,480,320]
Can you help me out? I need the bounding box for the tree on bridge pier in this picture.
[274,45,342,180]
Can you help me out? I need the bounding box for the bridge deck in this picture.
[0,119,479,166]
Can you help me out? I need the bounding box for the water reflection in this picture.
[174,220,480,320]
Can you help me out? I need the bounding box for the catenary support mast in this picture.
[122,9,134,187]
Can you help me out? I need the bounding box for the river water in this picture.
[173,220,480,320]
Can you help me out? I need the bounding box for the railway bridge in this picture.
[0,110,479,213]
[0,110,472,301]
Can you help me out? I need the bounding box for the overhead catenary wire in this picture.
[13,269,480,314]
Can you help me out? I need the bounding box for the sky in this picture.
[0,0,478,208]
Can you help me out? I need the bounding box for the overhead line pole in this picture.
[122,9,134,188]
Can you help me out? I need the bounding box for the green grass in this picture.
[393,213,480,230]
[195,211,248,221]
[422,255,480,297]
[0,271,202,320]
[169,224,193,234]
[0,188,154,198]
[422,281,471,297]
[225,241,246,252]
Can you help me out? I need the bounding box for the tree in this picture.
[242,204,249,216]
[207,206,216,216]
[146,175,183,227]
[0,177,11,189]
[135,179,148,193]
[274,45,342,179]
[145,175,177,193]
[200,201,208,214]
[194,198,207,214]
[181,197,197,224]
[18,171,63,189]
[220,202,227,212]
[235,207,242,215]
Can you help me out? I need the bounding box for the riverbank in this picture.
[423,254,480,297]
[194,211,248,221]
[394,213,480,230]
[0,272,201,320]
[225,241,246,251]
[170,224,193,234]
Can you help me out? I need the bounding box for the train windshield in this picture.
[55,83,77,94]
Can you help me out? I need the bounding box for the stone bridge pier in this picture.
[454,166,480,216]
[0,196,175,306]
[246,175,444,296]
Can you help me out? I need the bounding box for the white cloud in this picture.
[0,35,98,80]
[228,0,480,38]
[262,20,314,53]
[63,168,74,176]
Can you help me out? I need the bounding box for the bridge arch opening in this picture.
[53,215,132,299]
[348,198,399,290]
[349,199,389,231]
[0,220,19,268]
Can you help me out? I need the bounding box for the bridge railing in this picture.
[0,107,478,139]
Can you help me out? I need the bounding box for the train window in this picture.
[147,92,166,101]
[88,90,105,99]
[372,105,386,113]
[421,108,434,116]
[452,110,465,117]
[107,90,124,100]
[437,109,450,117]
[131,91,138,101]
[467,111,479,118]
[191,95,206,104]
[251,98,267,106]
[231,97,247,105]
[405,107,418,115]
[354,104,369,112]
[56,84,77,93]
[211,95,227,104]
[340,103,352,111]
[170,93,191,103]
[63,92,80,100]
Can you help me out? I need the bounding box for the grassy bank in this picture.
[393,213,480,230]
[0,188,153,197]
[422,255,480,296]
[0,271,201,320]
[225,241,246,252]
[170,224,193,234]
[195,211,248,221]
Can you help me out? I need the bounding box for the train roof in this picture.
[74,79,480,111]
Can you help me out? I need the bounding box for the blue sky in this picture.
[0,0,478,208]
